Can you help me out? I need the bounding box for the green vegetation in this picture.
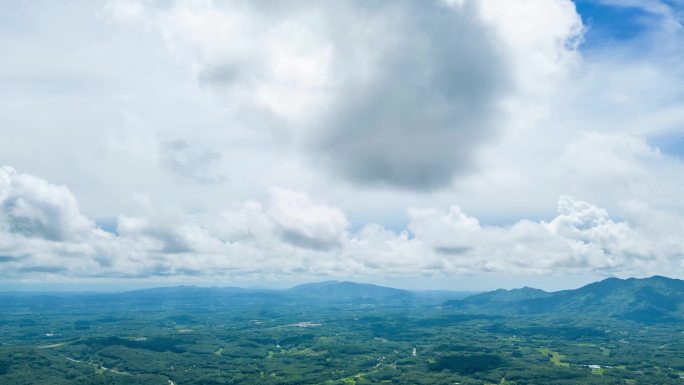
[538,348,570,367]
[0,277,683,384]
[591,367,605,376]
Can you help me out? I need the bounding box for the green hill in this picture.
[446,276,684,323]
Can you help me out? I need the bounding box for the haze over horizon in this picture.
[2,0,684,291]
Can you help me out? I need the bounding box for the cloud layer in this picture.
[2,1,684,286]
[1,167,682,282]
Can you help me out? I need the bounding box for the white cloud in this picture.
[1,167,682,282]
[479,0,583,92]
[268,187,349,250]
[0,166,103,242]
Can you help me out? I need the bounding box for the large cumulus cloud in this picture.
[0,167,120,276]
[0,166,102,241]
[102,0,583,190]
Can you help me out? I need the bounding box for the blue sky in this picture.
[575,0,684,162]
[0,0,683,290]
[576,0,660,43]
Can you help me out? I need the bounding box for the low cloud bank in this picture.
[1,166,682,281]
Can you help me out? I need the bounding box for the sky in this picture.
[1,0,684,291]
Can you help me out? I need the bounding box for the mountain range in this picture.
[2,276,682,323]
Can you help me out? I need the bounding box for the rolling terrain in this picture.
[1,276,683,384]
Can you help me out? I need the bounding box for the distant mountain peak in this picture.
[288,280,413,303]
[290,280,402,291]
